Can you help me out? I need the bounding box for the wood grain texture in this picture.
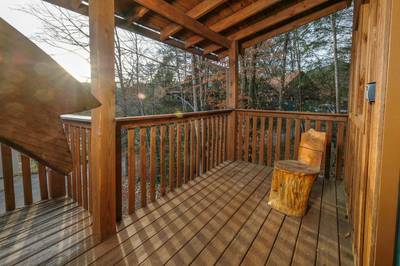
[0,162,353,266]
[88,0,117,240]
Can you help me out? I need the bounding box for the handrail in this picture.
[115,109,231,217]
[116,109,233,128]
[237,109,348,122]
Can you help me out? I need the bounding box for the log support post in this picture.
[89,0,117,241]
[226,41,238,161]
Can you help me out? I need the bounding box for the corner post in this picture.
[226,41,239,161]
[89,0,116,240]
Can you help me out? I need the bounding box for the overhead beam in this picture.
[43,0,218,61]
[159,0,228,41]
[125,6,149,24]
[241,1,348,49]
[217,1,348,59]
[133,0,231,48]
[185,0,280,49]
[205,0,329,54]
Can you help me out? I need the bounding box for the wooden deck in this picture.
[0,161,353,265]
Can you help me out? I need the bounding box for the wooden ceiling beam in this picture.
[218,0,348,59]
[159,0,229,41]
[205,0,329,54]
[185,0,280,49]
[43,0,219,60]
[125,6,149,24]
[133,0,231,48]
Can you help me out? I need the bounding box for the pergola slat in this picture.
[159,0,229,41]
[204,0,329,54]
[133,0,231,48]
[241,1,349,50]
[44,0,349,60]
[184,0,280,49]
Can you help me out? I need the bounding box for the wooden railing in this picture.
[115,110,231,217]
[0,145,50,213]
[61,115,92,212]
[0,109,348,215]
[235,109,348,178]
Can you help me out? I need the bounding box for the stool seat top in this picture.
[275,160,320,175]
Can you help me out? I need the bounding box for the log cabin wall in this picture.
[345,0,400,265]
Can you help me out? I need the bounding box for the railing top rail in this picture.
[116,109,233,128]
[61,114,92,124]
[237,109,348,122]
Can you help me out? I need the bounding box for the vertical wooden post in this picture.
[1,145,15,211]
[226,41,239,161]
[48,169,66,198]
[89,0,116,240]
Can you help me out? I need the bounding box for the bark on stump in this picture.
[268,160,319,217]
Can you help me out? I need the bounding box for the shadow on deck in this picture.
[0,161,353,265]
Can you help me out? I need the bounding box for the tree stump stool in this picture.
[268,160,320,217]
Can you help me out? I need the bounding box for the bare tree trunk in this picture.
[134,34,145,116]
[191,55,199,112]
[249,46,258,108]
[240,54,247,107]
[175,49,185,111]
[331,14,340,113]
[115,30,128,116]
[280,33,290,110]
[293,30,302,112]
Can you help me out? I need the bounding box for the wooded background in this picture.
[19,2,353,116]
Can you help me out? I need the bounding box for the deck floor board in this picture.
[0,161,354,266]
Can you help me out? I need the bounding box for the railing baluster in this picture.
[169,125,175,191]
[316,120,322,131]
[201,119,206,174]
[259,117,266,165]
[267,116,273,166]
[160,126,166,196]
[244,115,250,162]
[207,118,211,171]
[294,119,301,160]
[75,127,82,206]
[183,123,189,183]
[38,163,48,200]
[218,116,223,164]
[275,117,282,161]
[149,127,157,202]
[237,114,243,161]
[88,128,92,212]
[325,121,333,179]
[21,154,32,205]
[251,116,258,163]
[82,129,88,209]
[190,121,195,180]
[209,117,214,169]
[305,119,311,131]
[176,123,182,187]
[1,145,15,211]
[336,122,345,179]
[285,118,292,160]
[71,126,77,201]
[195,120,201,177]
[128,129,136,213]
[140,128,147,207]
